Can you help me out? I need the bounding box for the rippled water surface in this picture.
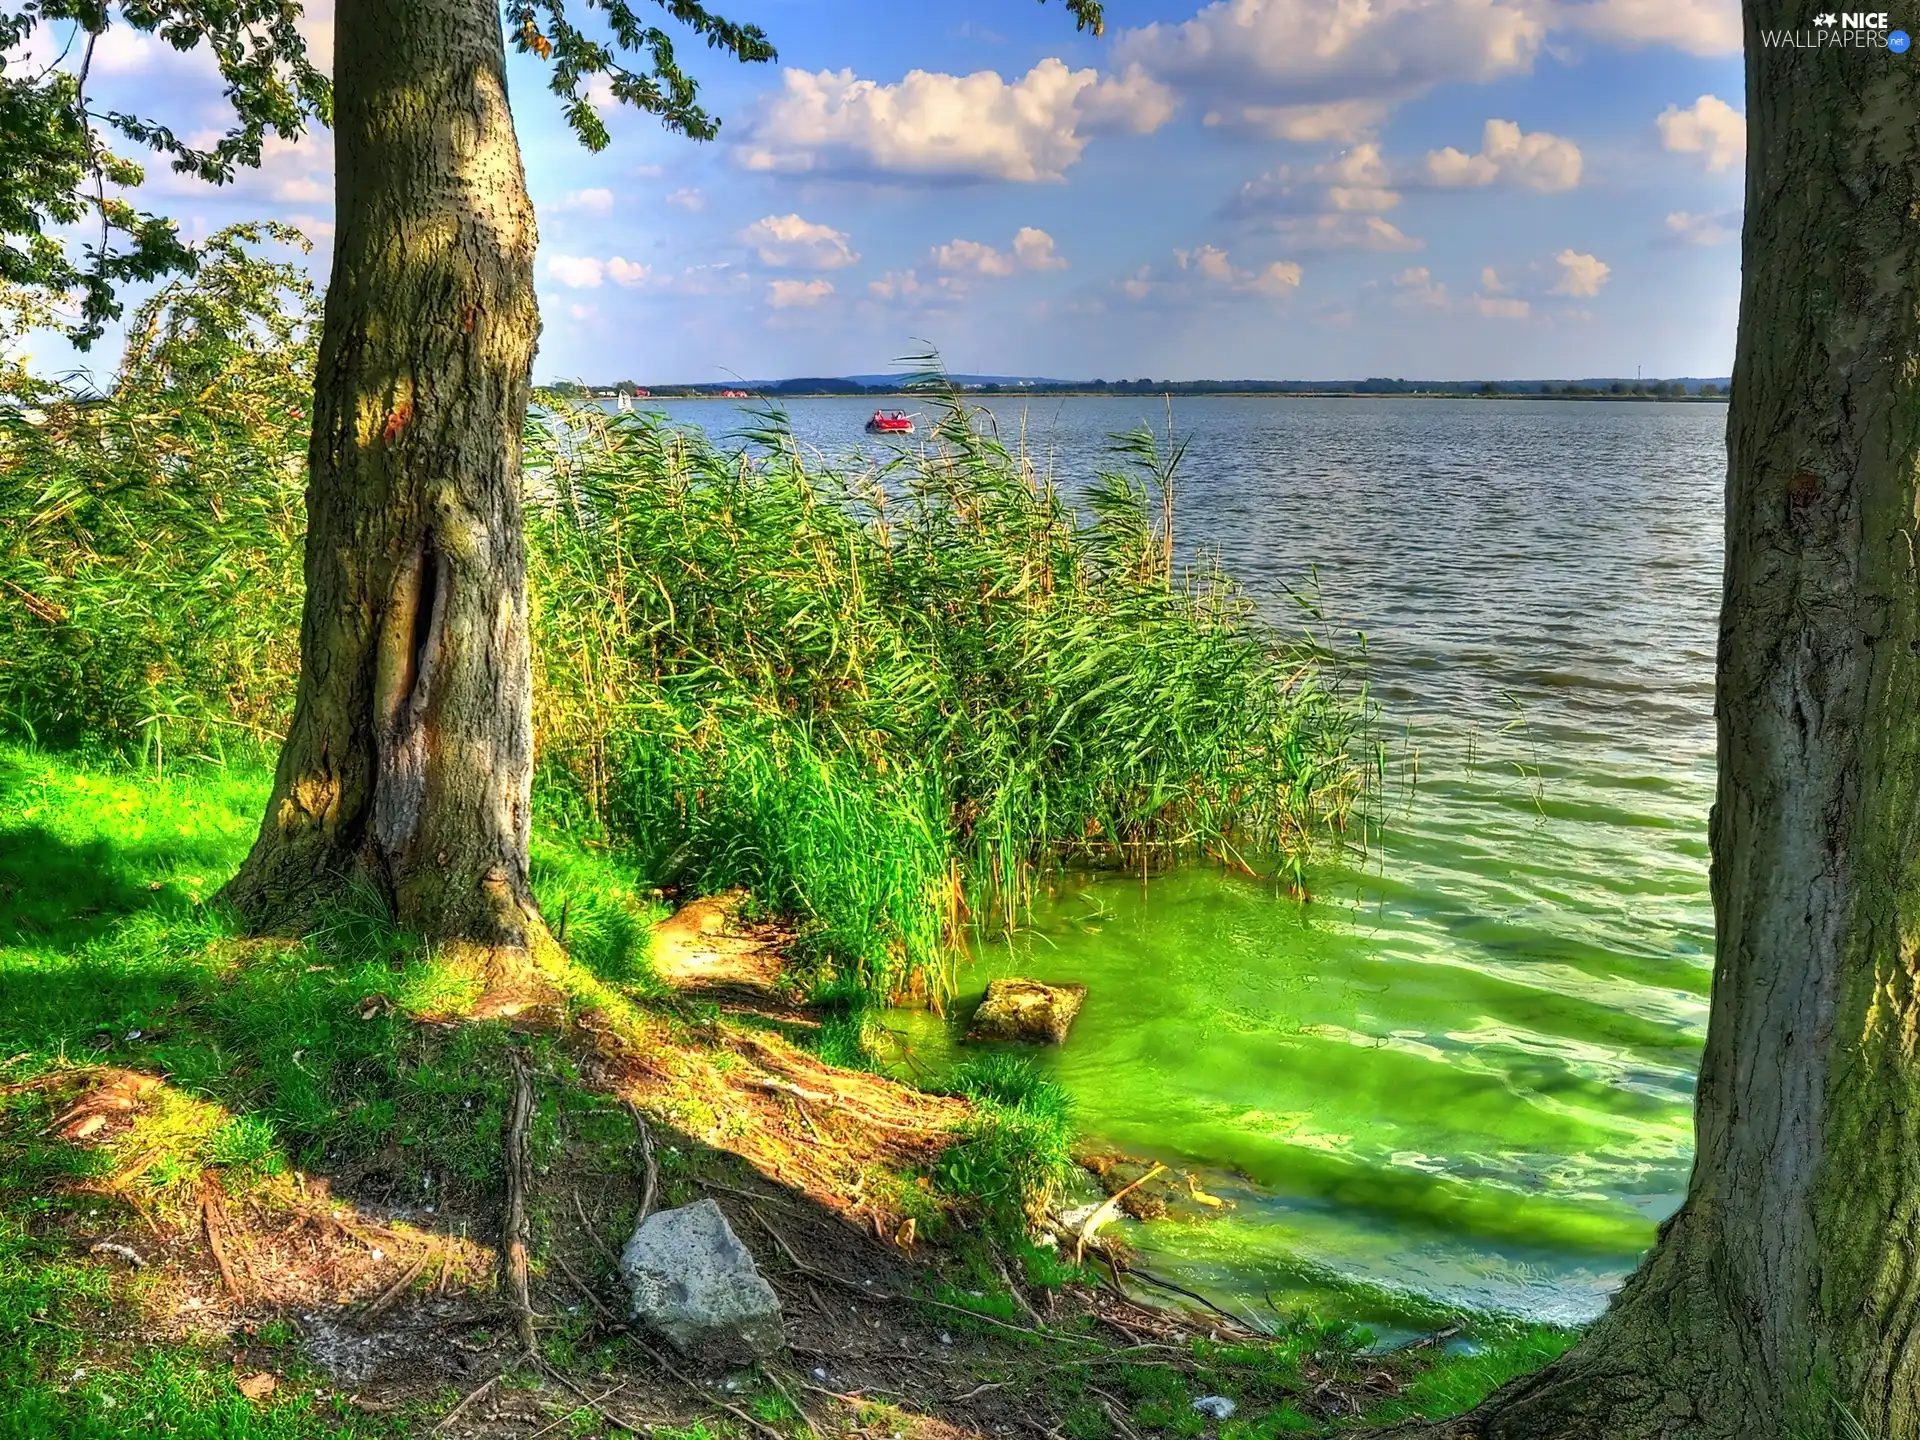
[649,394,1726,1334]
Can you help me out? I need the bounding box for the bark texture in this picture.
[221,0,545,953]
[1388,15,1920,1440]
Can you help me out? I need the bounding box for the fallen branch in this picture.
[87,1240,142,1267]
[1115,1262,1262,1335]
[1074,1163,1165,1263]
[743,1204,1103,1349]
[535,1359,646,1436]
[551,1249,623,1328]
[431,1373,499,1433]
[528,1377,632,1440]
[199,1179,243,1298]
[360,1248,433,1324]
[504,1049,538,1353]
[625,1098,658,1225]
[632,1337,787,1440]
[573,1188,621,1267]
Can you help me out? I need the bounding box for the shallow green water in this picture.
[656,394,1724,1334]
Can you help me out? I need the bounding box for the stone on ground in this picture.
[619,1198,786,1364]
[964,977,1088,1045]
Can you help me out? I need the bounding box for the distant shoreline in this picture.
[543,388,1731,404]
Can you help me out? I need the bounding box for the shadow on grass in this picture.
[0,824,191,949]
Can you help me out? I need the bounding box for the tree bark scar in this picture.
[372,533,440,860]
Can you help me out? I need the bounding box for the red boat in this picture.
[865,409,914,434]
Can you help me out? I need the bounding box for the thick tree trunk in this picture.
[221,0,547,972]
[1389,16,1920,1440]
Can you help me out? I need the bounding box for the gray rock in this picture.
[619,1199,786,1363]
[1191,1396,1237,1420]
[964,977,1087,1044]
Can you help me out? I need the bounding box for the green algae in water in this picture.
[883,860,1707,1338]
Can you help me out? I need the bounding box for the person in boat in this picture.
[866,409,914,433]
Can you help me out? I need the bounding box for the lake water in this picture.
[641,394,1725,1337]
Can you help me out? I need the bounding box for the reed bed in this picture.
[526,392,1372,1007]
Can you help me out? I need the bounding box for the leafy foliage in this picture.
[936,1054,1076,1232]
[0,0,328,344]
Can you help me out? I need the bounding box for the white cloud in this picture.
[868,269,927,300]
[296,0,334,77]
[1658,95,1746,172]
[1245,260,1305,296]
[546,254,651,288]
[736,59,1175,183]
[1424,119,1582,192]
[289,214,335,241]
[1116,0,1542,138]
[1174,244,1303,295]
[552,188,614,214]
[569,303,597,321]
[1014,227,1068,271]
[92,25,156,74]
[1390,266,1448,306]
[662,264,748,297]
[1205,99,1391,143]
[586,73,617,111]
[666,187,704,210]
[1666,210,1737,245]
[1552,249,1611,296]
[932,238,1018,276]
[1481,265,1509,293]
[1228,145,1407,234]
[1559,0,1740,55]
[1475,294,1531,318]
[767,278,834,308]
[740,214,860,269]
[930,228,1069,277]
[549,255,606,288]
[1270,213,1422,252]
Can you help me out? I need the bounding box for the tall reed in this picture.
[525,388,1371,1006]
[0,226,313,761]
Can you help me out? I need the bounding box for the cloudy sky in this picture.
[21,0,1749,382]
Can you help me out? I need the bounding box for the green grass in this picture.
[934,1055,1076,1236]
[0,737,1571,1440]
[0,741,673,1432]
[0,744,671,1197]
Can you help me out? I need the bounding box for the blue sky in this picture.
[14,0,1753,381]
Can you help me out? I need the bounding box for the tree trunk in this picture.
[220,0,548,980]
[1389,16,1920,1440]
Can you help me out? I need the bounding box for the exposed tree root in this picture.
[503,1047,538,1353]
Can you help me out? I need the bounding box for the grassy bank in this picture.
[0,743,1571,1438]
